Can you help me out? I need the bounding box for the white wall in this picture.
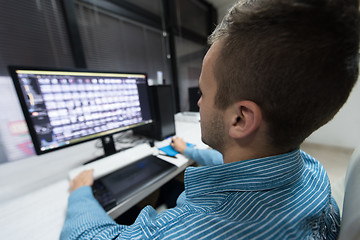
[305,78,360,149]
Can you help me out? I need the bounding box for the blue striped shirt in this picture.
[60,149,340,239]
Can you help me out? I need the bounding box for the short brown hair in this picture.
[209,0,360,150]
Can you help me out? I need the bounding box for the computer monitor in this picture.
[8,66,153,158]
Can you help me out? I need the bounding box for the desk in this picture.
[0,112,203,240]
[67,143,194,219]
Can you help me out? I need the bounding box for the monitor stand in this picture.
[83,133,155,165]
[83,135,117,165]
[102,135,117,156]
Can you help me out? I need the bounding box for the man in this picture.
[61,0,359,239]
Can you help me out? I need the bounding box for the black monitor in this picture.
[8,66,153,158]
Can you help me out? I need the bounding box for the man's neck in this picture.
[222,145,294,164]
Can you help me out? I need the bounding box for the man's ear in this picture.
[228,100,262,139]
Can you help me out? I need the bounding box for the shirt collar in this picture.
[184,148,304,198]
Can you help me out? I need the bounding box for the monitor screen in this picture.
[9,66,152,156]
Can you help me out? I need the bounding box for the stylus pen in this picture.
[158,153,177,159]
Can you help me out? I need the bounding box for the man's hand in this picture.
[170,137,187,154]
[70,169,94,193]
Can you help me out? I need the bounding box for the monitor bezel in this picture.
[8,65,153,155]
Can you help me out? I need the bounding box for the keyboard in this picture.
[92,155,177,211]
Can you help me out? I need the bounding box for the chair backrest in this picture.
[338,145,360,240]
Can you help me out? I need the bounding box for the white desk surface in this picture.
[0,179,69,240]
[0,112,203,240]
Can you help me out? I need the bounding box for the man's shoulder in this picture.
[299,150,328,175]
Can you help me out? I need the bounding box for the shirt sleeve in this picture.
[183,147,223,166]
[60,186,125,240]
[60,186,178,239]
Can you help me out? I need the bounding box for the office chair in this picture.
[338,145,360,240]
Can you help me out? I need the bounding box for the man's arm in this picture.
[60,170,125,239]
[171,137,223,166]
